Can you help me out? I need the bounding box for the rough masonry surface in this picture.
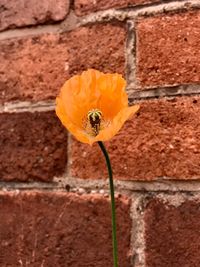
[71,96,200,180]
[0,111,67,181]
[136,10,200,88]
[145,196,200,267]
[0,191,131,267]
[0,0,70,31]
[0,23,126,103]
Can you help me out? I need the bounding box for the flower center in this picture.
[87,109,102,136]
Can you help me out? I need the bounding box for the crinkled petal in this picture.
[56,96,92,144]
[96,73,127,119]
[56,69,139,145]
[57,70,102,127]
[56,69,127,127]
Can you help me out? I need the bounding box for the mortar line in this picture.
[0,10,80,41]
[127,84,200,101]
[0,0,200,41]
[125,20,137,88]
[57,176,200,193]
[128,84,200,101]
[0,100,55,113]
[77,0,200,27]
[130,193,146,267]
[1,85,200,113]
[65,133,73,178]
[3,177,200,194]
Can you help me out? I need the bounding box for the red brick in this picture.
[71,96,200,180]
[0,0,70,31]
[0,191,131,267]
[0,23,126,103]
[144,196,200,267]
[0,111,67,181]
[136,10,200,88]
[75,0,160,16]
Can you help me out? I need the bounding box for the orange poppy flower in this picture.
[56,69,139,145]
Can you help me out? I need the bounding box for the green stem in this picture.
[98,141,118,267]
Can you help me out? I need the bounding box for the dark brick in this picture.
[145,196,200,267]
[70,96,200,180]
[0,0,70,31]
[0,111,67,181]
[0,191,131,267]
[0,23,126,103]
[136,10,200,88]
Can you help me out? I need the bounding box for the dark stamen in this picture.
[88,110,102,136]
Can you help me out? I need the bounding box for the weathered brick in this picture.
[0,111,67,181]
[70,96,200,180]
[74,0,160,16]
[0,0,70,31]
[136,10,200,88]
[0,191,131,267]
[144,196,200,267]
[0,23,126,103]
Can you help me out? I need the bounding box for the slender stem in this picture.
[98,141,118,267]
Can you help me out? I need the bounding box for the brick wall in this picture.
[1,0,200,266]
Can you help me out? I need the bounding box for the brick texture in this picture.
[0,191,131,267]
[0,0,70,31]
[0,111,67,182]
[74,0,160,16]
[136,10,200,88]
[144,196,200,267]
[71,96,200,180]
[0,23,126,103]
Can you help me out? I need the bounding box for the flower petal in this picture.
[57,69,127,127]
[92,105,140,144]
[56,96,92,144]
[97,73,128,119]
[56,69,139,145]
